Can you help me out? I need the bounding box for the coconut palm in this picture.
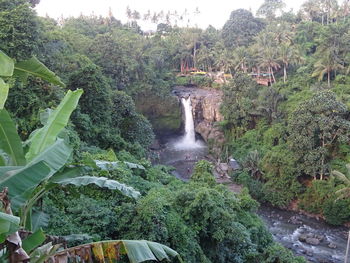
[312,47,343,88]
[232,47,250,73]
[255,33,280,83]
[277,43,303,83]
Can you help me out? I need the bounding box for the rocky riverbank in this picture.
[259,205,348,263]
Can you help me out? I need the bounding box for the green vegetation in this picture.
[217,0,350,225]
[1,0,350,262]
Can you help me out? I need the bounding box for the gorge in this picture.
[157,85,349,263]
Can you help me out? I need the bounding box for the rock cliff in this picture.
[173,86,225,155]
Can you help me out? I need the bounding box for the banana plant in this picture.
[0,50,65,110]
[331,164,350,200]
[0,50,181,263]
[0,89,141,229]
[0,50,141,229]
[49,240,183,263]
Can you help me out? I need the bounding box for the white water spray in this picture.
[174,97,204,150]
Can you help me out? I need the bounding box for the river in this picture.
[155,95,349,263]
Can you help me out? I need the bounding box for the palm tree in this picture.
[331,164,350,200]
[312,47,343,88]
[214,46,234,76]
[255,33,280,83]
[232,47,250,73]
[278,43,303,83]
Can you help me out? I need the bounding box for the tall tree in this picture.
[288,91,350,180]
[254,32,280,83]
[0,0,39,60]
[257,0,286,20]
[312,23,349,87]
[220,73,259,138]
[277,43,303,82]
[222,9,265,48]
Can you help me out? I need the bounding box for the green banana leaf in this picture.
[22,228,46,253]
[52,176,141,199]
[13,56,65,87]
[28,139,72,175]
[29,242,60,263]
[51,240,182,263]
[0,50,14,77]
[95,160,145,171]
[0,212,19,243]
[31,211,49,232]
[0,166,24,179]
[26,89,82,161]
[0,109,26,166]
[0,78,9,109]
[0,161,51,210]
[125,161,146,170]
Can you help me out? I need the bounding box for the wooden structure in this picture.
[250,72,274,86]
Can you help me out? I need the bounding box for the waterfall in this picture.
[174,97,204,150]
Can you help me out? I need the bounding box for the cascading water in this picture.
[174,96,204,150]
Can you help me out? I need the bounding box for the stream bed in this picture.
[157,139,349,263]
[155,94,349,263]
[258,205,348,263]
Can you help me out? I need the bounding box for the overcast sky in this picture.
[36,0,307,30]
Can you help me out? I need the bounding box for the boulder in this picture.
[218,163,229,172]
[305,237,320,246]
[288,216,303,225]
[328,242,337,249]
[298,234,307,242]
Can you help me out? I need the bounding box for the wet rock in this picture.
[288,215,303,225]
[314,234,324,242]
[328,242,337,249]
[305,237,320,246]
[306,250,313,257]
[317,258,335,263]
[298,234,307,242]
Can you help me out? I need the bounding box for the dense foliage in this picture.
[215,0,350,225]
[44,150,305,262]
[1,0,349,262]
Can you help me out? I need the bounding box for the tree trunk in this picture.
[193,40,197,69]
[328,70,331,88]
[271,67,276,84]
[283,64,287,83]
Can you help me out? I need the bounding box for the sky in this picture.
[35,0,307,30]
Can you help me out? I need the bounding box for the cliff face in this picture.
[173,86,225,154]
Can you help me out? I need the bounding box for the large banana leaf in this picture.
[28,139,72,174]
[51,240,182,263]
[31,211,49,232]
[26,90,82,161]
[0,109,26,166]
[52,176,141,199]
[0,161,51,210]
[22,228,46,253]
[0,78,9,109]
[0,212,19,243]
[95,160,145,171]
[13,56,65,87]
[0,50,14,77]
[30,242,60,263]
